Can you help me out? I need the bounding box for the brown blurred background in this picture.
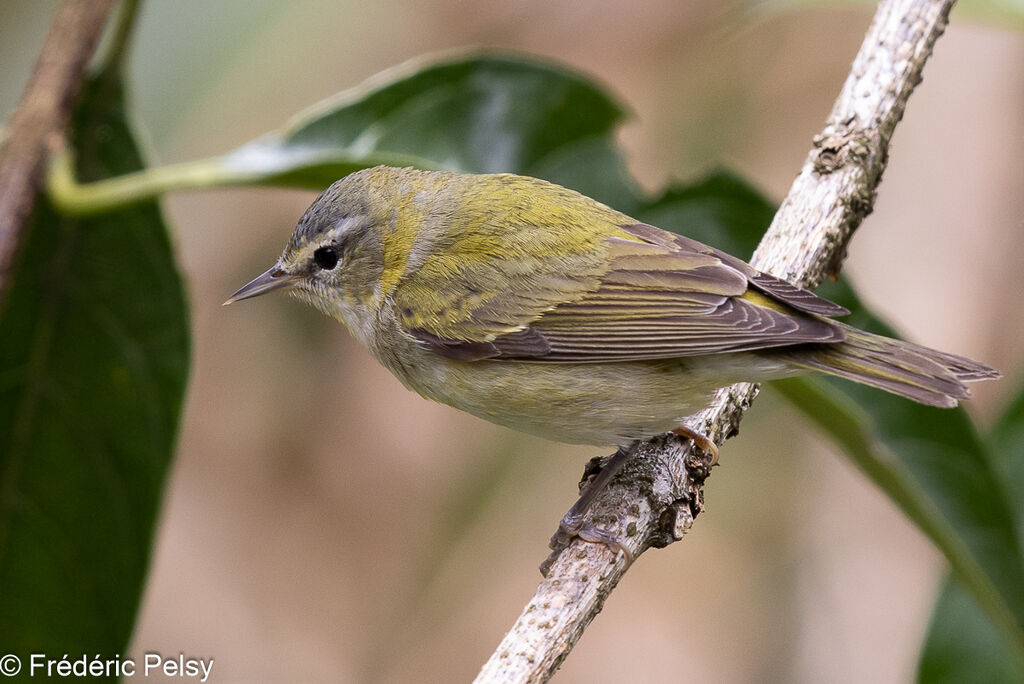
[3,1,1023,682]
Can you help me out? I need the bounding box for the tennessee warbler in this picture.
[227,167,998,470]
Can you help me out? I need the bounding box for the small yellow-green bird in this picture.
[226,166,998,456]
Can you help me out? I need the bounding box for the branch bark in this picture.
[475,0,956,681]
[0,0,116,303]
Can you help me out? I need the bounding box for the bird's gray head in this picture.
[224,165,459,335]
[223,167,402,322]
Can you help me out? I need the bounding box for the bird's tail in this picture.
[775,323,999,408]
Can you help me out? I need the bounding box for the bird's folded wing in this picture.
[620,223,850,317]
[402,222,847,362]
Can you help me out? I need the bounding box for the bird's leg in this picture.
[557,446,631,539]
[672,425,719,466]
[541,446,634,576]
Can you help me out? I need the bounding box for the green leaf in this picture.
[776,372,1024,656]
[771,277,1024,660]
[916,379,1024,682]
[636,170,777,257]
[51,53,639,215]
[0,65,190,663]
[918,580,1024,684]
[266,54,624,175]
[992,379,1024,543]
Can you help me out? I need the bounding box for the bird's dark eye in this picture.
[313,246,339,270]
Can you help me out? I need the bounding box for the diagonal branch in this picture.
[474,0,956,681]
[0,0,116,304]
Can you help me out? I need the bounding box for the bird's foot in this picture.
[540,447,634,576]
[540,513,633,577]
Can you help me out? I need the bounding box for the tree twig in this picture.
[474,0,956,681]
[0,0,116,303]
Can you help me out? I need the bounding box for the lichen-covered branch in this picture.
[474,0,956,681]
[0,0,116,303]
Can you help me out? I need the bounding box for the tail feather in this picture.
[777,323,999,408]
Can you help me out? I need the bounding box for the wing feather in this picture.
[403,218,848,362]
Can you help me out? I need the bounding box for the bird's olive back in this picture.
[279,166,640,324]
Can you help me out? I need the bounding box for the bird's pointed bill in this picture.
[224,266,300,305]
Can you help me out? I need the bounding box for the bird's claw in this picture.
[540,512,633,576]
[672,425,719,466]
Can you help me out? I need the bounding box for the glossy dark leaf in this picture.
[772,277,1024,659]
[992,379,1024,541]
[917,382,1024,682]
[0,66,189,661]
[53,53,655,218]
[637,170,777,257]
[217,54,630,192]
[918,579,1024,684]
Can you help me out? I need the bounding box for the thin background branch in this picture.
[0,0,116,304]
[475,0,956,681]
